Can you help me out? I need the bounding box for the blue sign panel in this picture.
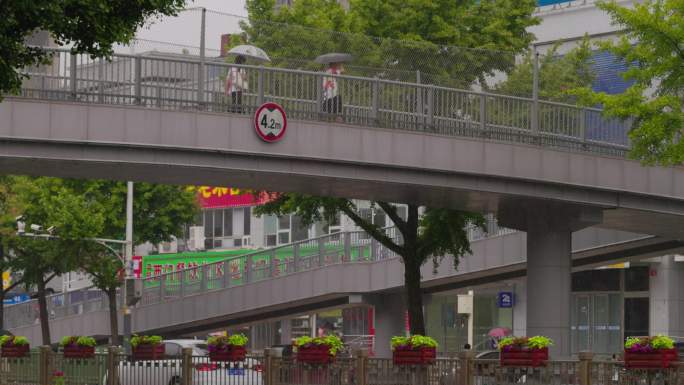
[538,0,571,5]
[497,292,514,308]
[3,294,30,305]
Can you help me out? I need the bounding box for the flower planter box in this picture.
[63,346,95,359]
[501,347,548,367]
[209,346,246,362]
[624,348,679,369]
[132,344,165,360]
[393,347,437,365]
[2,344,30,358]
[296,345,334,365]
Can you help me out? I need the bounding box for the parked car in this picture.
[111,340,263,385]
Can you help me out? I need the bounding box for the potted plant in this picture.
[60,336,96,359]
[207,334,248,362]
[624,335,678,369]
[294,335,343,364]
[130,335,164,360]
[391,335,438,365]
[0,335,30,358]
[498,336,552,367]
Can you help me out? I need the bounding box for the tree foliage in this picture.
[240,0,539,84]
[0,176,198,344]
[573,0,684,165]
[0,0,187,98]
[255,193,485,335]
[495,38,595,101]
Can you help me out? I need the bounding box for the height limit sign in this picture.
[254,102,287,143]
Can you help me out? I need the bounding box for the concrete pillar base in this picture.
[499,200,602,358]
[365,293,406,358]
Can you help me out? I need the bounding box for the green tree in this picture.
[495,39,595,102]
[0,177,27,331]
[489,39,595,131]
[573,0,684,165]
[3,177,198,344]
[254,194,484,335]
[0,0,188,98]
[5,177,104,344]
[241,0,539,84]
[78,245,125,346]
[63,180,198,346]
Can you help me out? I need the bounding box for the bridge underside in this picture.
[1,142,683,240]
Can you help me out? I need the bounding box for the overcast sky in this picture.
[133,0,249,53]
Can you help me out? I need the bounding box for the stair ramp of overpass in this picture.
[3,216,510,331]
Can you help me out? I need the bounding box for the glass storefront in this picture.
[426,288,513,354]
[571,293,622,354]
[570,266,650,355]
[424,266,650,356]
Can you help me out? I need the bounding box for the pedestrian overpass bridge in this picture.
[3,48,684,355]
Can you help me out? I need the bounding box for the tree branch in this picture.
[339,206,405,256]
[405,204,420,246]
[44,273,57,285]
[376,202,408,236]
[2,279,23,296]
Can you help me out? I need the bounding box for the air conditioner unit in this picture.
[159,240,177,254]
[188,226,205,250]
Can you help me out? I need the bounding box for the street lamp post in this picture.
[123,181,134,352]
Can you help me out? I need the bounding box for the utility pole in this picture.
[123,181,134,350]
[198,7,206,107]
[532,50,540,133]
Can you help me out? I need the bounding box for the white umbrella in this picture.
[227,45,271,62]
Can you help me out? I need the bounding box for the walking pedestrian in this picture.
[322,62,344,121]
[225,55,248,113]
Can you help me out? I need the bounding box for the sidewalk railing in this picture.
[16,48,631,158]
[1,347,681,385]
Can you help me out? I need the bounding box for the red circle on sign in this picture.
[254,102,287,142]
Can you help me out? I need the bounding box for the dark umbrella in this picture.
[314,53,354,64]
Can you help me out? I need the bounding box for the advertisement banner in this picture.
[2,271,10,290]
[193,186,267,209]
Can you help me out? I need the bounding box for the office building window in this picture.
[244,207,251,236]
[625,266,649,292]
[204,211,212,238]
[201,208,239,250]
[214,209,223,238]
[224,209,233,237]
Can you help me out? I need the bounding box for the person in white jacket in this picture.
[225,55,248,113]
[322,62,343,120]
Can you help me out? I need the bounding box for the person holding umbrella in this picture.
[225,45,271,113]
[225,55,248,113]
[316,53,353,122]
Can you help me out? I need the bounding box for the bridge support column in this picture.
[365,293,406,358]
[650,255,684,337]
[279,318,292,345]
[500,201,602,358]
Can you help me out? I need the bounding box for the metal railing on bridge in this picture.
[4,216,515,330]
[1,347,682,385]
[17,48,631,158]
